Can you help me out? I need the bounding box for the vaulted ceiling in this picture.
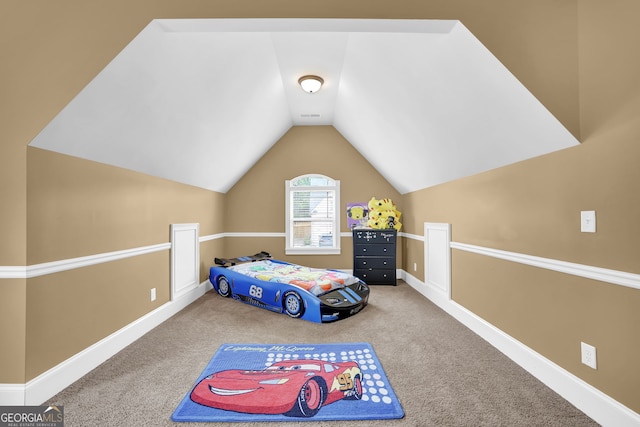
[29,19,579,194]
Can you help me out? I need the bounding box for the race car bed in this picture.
[209,252,369,323]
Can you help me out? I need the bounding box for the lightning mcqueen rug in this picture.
[171,342,404,422]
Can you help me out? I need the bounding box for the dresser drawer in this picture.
[354,244,394,257]
[354,257,394,270]
[354,269,396,284]
[353,229,396,244]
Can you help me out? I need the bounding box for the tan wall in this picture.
[224,126,402,269]
[25,253,169,380]
[451,252,639,411]
[27,148,226,263]
[0,280,26,383]
[401,0,640,413]
[22,148,225,381]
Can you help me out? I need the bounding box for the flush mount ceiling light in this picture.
[298,75,324,93]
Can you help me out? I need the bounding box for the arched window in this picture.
[285,174,340,254]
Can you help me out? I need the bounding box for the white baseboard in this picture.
[400,270,640,427]
[0,280,212,406]
[0,384,26,405]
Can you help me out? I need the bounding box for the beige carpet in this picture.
[48,281,599,426]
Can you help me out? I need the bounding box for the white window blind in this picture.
[286,175,340,255]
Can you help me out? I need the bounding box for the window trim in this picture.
[285,174,341,255]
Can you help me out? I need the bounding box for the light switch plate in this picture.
[581,211,596,233]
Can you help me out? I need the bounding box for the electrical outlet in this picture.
[150,288,156,302]
[581,342,597,369]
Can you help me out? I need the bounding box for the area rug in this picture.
[171,342,404,422]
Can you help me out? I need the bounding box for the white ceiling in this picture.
[29,18,579,194]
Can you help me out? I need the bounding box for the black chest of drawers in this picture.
[353,229,397,285]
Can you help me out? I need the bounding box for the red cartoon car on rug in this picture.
[190,359,363,417]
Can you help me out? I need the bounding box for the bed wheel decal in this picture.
[217,276,232,297]
[283,291,305,318]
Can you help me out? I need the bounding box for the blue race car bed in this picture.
[209,252,369,323]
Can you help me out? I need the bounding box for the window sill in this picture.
[285,247,341,255]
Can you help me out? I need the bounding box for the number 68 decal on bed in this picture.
[248,285,263,299]
[209,252,370,323]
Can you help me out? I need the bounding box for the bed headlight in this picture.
[325,297,343,305]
